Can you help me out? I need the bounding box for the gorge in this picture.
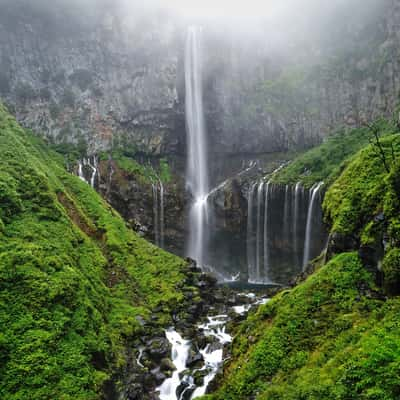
[1,1,400,400]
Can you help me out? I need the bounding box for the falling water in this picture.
[185,26,209,267]
[152,183,160,246]
[157,329,191,400]
[263,181,271,283]
[89,156,97,188]
[77,157,97,188]
[255,182,264,281]
[283,185,290,244]
[247,183,257,282]
[160,180,165,249]
[302,182,324,270]
[152,180,165,249]
[293,182,302,266]
[78,161,86,182]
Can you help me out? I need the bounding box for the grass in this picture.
[203,118,400,400]
[0,104,193,399]
[203,253,400,400]
[272,120,395,188]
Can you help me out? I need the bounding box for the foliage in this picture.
[323,134,400,239]
[382,248,400,296]
[159,158,172,184]
[0,104,192,399]
[273,119,395,188]
[203,253,400,400]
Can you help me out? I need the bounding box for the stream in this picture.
[156,293,269,399]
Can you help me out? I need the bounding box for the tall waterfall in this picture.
[302,182,324,270]
[247,183,257,282]
[185,26,209,267]
[152,180,165,249]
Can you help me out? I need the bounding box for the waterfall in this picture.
[263,181,271,283]
[283,185,290,244]
[255,182,264,281]
[157,329,191,400]
[160,180,165,249]
[77,157,97,188]
[89,156,97,188]
[78,161,86,182]
[247,183,257,282]
[152,183,160,246]
[293,182,302,266]
[185,26,209,267]
[152,180,165,249]
[302,182,324,270]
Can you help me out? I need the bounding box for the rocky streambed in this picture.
[115,262,275,400]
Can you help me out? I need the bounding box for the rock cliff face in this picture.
[0,1,184,156]
[1,0,399,163]
[1,0,400,283]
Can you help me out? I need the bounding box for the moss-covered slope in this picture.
[0,104,192,399]
[204,123,400,400]
[272,119,395,188]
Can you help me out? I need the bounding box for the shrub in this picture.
[382,248,400,296]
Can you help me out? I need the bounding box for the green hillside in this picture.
[0,104,194,400]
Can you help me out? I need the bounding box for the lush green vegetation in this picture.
[0,104,192,399]
[204,119,400,400]
[272,119,396,188]
[203,253,400,400]
[324,133,400,238]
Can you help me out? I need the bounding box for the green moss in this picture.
[273,121,395,188]
[159,158,172,184]
[204,253,400,400]
[324,134,400,239]
[111,151,157,184]
[0,104,191,399]
[382,248,400,296]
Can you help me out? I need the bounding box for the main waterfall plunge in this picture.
[185,26,210,267]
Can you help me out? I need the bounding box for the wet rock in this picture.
[150,368,167,385]
[160,358,176,372]
[177,379,195,400]
[186,350,204,368]
[147,338,170,361]
[326,232,358,259]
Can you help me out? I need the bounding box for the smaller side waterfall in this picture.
[76,156,98,188]
[302,182,324,270]
[263,181,271,282]
[160,181,165,249]
[78,161,86,183]
[152,183,159,246]
[152,180,165,249]
[255,182,265,281]
[89,156,98,188]
[246,180,326,284]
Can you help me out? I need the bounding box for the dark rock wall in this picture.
[1,0,399,167]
